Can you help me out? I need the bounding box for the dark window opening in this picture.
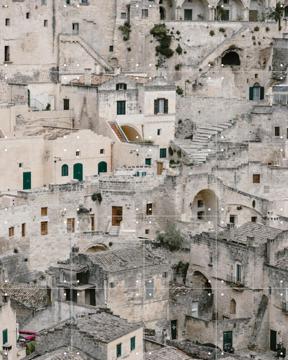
[230,215,236,224]
[160,6,166,20]
[5,18,10,26]
[72,23,79,34]
[109,45,114,52]
[44,19,48,27]
[26,12,30,19]
[251,216,257,223]
[249,83,264,100]
[146,203,153,215]
[4,46,10,62]
[63,98,70,110]
[116,83,127,90]
[274,126,280,137]
[184,9,193,20]
[116,343,122,358]
[160,148,167,158]
[117,100,126,115]
[154,98,168,114]
[253,174,261,183]
[221,51,240,66]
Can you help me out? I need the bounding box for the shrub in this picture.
[119,22,131,41]
[209,30,215,36]
[175,63,182,71]
[254,26,259,31]
[150,24,174,63]
[265,26,270,32]
[168,146,174,156]
[156,223,184,251]
[219,27,226,33]
[176,86,184,95]
[175,44,183,55]
[91,192,102,203]
[173,261,189,282]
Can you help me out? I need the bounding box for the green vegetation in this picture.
[150,24,174,67]
[119,22,131,41]
[209,30,215,36]
[175,44,183,55]
[173,261,189,283]
[268,2,284,30]
[91,192,102,203]
[175,63,182,71]
[254,26,259,31]
[219,27,226,33]
[176,86,184,96]
[156,223,184,251]
[26,341,36,355]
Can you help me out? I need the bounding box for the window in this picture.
[252,200,256,208]
[251,216,257,223]
[274,126,280,137]
[72,23,79,34]
[235,263,242,282]
[26,12,30,19]
[130,336,136,351]
[117,100,126,115]
[142,9,149,18]
[157,129,161,136]
[63,98,70,110]
[66,0,70,4]
[145,229,150,234]
[76,150,80,156]
[5,18,10,26]
[197,211,204,220]
[67,218,75,233]
[121,12,127,19]
[80,0,88,4]
[249,84,264,100]
[253,174,261,183]
[116,83,127,91]
[197,200,204,208]
[41,221,48,235]
[145,158,152,166]
[41,0,47,5]
[184,9,193,20]
[41,207,48,216]
[4,46,10,62]
[21,223,26,237]
[146,203,153,215]
[109,45,114,52]
[61,164,69,177]
[160,148,167,158]
[154,98,168,114]
[145,279,154,299]
[116,343,122,358]
[90,215,95,231]
[2,329,8,345]
[8,227,14,237]
[230,299,236,314]
[100,149,104,154]
[44,19,48,27]
[229,215,236,224]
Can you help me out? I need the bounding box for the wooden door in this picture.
[112,206,122,226]
[157,161,163,175]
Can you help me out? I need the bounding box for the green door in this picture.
[223,331,233,349]
[98,161,107,174]
[2,329,8,345]
[171,320,177,340]
[73,163,83,181]
[270,330,277,351]
[23,172,31,190]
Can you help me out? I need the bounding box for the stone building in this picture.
[50,246,170,331]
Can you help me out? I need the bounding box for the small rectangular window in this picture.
[41,207,48,216]
[4,46,10,62]
[72,23,79,34]
[253,174,261,183]
[116,343,122,358]
[90,215,95,231]
[44,19,48,27]
[274,126,280,137]
[100,149,104,154]
[145,158,152,166]
[160,148,167,158]
[154,98,168,114]
[251,216,257,223]
[230,215,236,224]
[197,211,204,220]
[26,12,30,19]
[76,150,80,156]
[145,229,150,234]
[145,279,154,299]
[116,83,127,91]
[109,45,114,52]
[41,221,48,235]
[63,98,70,110]
[121,12,127,19]
[157,129,161,136]
[8,227,14,237]
[5,18,10,26]
[146,203,153,215]
[117,100,126,115]
[67,218,75,233]
[130,336,136,351]
[197,200,204,208]
[142,9,148,18]
[21,223,26,237]
[2,329,8,345]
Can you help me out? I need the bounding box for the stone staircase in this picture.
[172,120,234,165]
[109,121,128,142]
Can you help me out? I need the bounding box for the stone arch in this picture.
[121,125,142,142]
[191,270,212,291]
[221,49,241,66]
[230,298,236,314]
[191,189,218,221]
[85,244,108,253]
[159,0,175,20]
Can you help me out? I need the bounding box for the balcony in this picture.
[226,274,245,289]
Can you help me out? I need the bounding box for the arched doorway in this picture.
[121,125,142,142]
[98,161,107,174]
[73,163,83,181]
[230,299,236,314]
[160,6,166,19]
[221,50,241,66]
[191,189,218,222]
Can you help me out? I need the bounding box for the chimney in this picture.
[84,68,92,86]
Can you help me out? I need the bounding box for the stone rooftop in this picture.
[84,245,167,273]
[32,348,87,360]
[146,346,193,360]
[0,283,49,310]
[216,222,284,245]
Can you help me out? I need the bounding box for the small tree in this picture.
[268,2,284,31]
[156,223,184,251]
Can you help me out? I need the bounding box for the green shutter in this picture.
[61,164,69,176]
[98,161,107,174]
[249,87,253,100]
[2,329,8,345]
[116,343,122,357]
[145,158,152,166]
[23,172,31,190]
[260,86,264,100]
[164,99,168,113]
[154,99,158,114]
[130,336,136,351]
[73,163,83,181]
[160,148,167,158]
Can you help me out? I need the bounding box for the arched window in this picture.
[252,200,256,208]
[98,161,107,174]
[230,299,236,314]
[61,164,69,177]
[221,51,240,66]
[235,262,242,283]
[249,83,264,101]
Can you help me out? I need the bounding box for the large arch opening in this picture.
[121,125,142,142]
[159,0,174,20]
[191,189,218,222]
[190,271,213,319]
[221,50,240,66]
